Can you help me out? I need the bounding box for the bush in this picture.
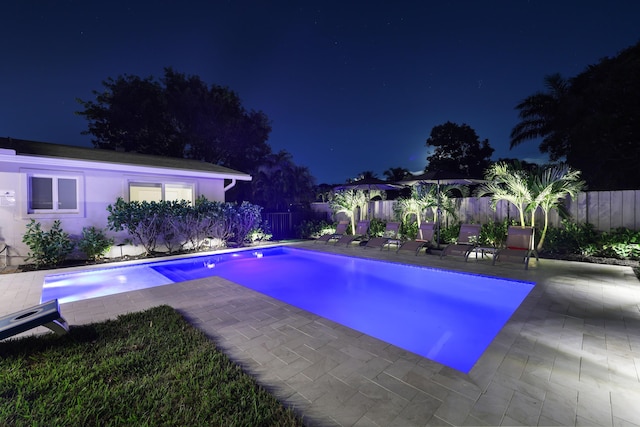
[295,219,331,239]
[78,226,114,261]
[232,201,266,246]
[399,221,418,240]
[599,227,640,260]
[542,221,639,261]
[479,219,511,248]
[439,222,461,245]
[543,220,599,255]
[367,218,387,237]
[22,220,75,268]
[106,198,270,253]
[107,198,162,254]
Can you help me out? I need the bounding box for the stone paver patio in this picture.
[1,241,639,426]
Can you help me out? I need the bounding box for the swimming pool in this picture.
[43,246,534,372]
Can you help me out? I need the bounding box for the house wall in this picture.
[0,162,228,266]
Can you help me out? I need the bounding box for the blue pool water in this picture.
[43,246,534,372]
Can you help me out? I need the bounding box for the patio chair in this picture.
[440,223,481,260]
[334,220,370,246]
[492,226,539,270]
[363,222,401,250]
[0,299,69,341]
[396,222,436,255]
[316,220,349,244]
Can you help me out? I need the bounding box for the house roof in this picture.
[0,137,251,180]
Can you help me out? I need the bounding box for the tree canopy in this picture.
[77,68,316,208]
[76,68,272,174]
[251,151,316,211]
[510,41,640,190]
[425,121,494,177]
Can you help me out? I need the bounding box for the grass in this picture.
[0,306,305,426]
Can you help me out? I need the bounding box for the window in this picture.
[29,175,79,212]
[129,182,194,203]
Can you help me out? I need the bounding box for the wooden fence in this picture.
[311,190,640,231]
[263,211,328,240]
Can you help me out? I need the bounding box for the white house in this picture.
[0,137,252,266]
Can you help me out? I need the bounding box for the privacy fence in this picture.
[310,190,640,232]
[263,211,328,240]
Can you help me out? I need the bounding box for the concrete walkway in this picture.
[1,242,639,426]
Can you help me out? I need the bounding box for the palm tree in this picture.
[510,73,571,160]
[477,161,585,251]
[252,150,315,211]
[476,162,533,227]
[394,183,462,227]
[383,167,410,182]
[530,164,585,251]
[349,170,378,183]
[329,189,367,234]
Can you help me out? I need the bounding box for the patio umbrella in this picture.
[397,170,486,246]
[333,177,404,192]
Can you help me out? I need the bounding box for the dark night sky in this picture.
[2,1,639,184]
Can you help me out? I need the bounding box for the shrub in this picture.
[233,201,265,246]
[599,227,640,260]
[78,226,114,261]
[22,219,75,268]
[107,198,159,254]
[543,220,599,255]
[439,222,461,244]
[479,219,511,248]
[367,218,387,237]
[400,220,419,240]
[295,219,331,239]
[107,198,270,252]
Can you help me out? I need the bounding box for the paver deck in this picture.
[1,241,639,426]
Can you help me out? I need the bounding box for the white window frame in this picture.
[128,180,195,204]
[25,170,84,216]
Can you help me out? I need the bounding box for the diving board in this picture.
[0,299,69,340]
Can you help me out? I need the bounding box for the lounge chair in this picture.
[335,220,370,246]
[0,299,69,341]
[492,226,539,270]
[396,222,436,255]
[440,223,481,260]
[316,220,349,244]
[363,222,401,250]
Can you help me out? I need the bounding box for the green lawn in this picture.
[0,306,305,426]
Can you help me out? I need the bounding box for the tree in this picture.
[349,171,378,183]
[476,161,585,251]
[251,150,315,211]
[76,68,272,174]
[425,122,494,177]
[329,190,367,234]
[383,167,411,182]
[510,41,640,190]
[394,184,460,227]
[510,73,571,159]
[530,164,584,251]
[477,162,533,228]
